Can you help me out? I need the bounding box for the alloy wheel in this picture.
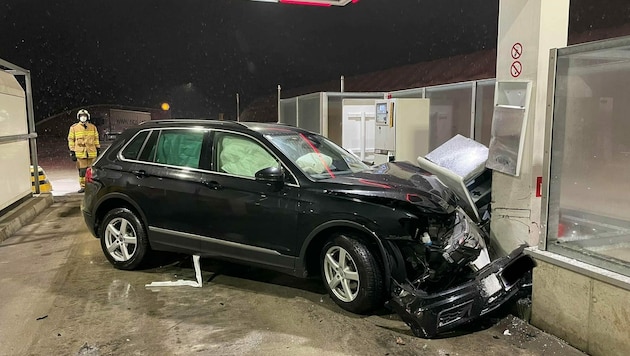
[103,217,138,262]
[323,245,360,302]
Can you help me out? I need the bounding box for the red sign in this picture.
[511,43,523,59]
[536,176,543,197]
[510,61,522,78]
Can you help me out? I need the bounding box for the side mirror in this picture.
[255,166,285,185]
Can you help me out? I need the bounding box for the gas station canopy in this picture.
[251,0,358,6]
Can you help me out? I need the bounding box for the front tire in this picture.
[99,208,149,270]
[320,234,384,314]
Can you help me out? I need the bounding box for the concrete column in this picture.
[491,0,569,254]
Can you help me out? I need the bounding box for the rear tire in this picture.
[99,208,149,270]
[320,234,384,314]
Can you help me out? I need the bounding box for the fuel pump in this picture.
[374,98,431,165]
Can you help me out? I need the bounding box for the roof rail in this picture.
[140,119,245,127]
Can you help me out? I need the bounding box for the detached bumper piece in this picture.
[386,246,536,338]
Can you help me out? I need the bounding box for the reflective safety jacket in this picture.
[68,122,100,159]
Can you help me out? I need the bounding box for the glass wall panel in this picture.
[547,41,630,276]
[297,94,322,134]
[426,83,473,150]
[475,80,495,147]
[280,98,297,126]
[390,88,425,99]
[327,96,343,146]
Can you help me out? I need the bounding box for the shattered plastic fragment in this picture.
[145,255,203,288]
[480,274,502,297]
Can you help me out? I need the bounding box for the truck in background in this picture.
[93,108,152,141]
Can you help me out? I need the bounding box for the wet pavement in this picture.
[0,191,587,356]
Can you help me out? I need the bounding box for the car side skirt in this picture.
[148,226,298,276]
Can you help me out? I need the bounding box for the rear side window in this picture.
[138,130,159,162]
[120,131,149,160]
[154,129,205,169]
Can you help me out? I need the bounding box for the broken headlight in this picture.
[441,209,485,265]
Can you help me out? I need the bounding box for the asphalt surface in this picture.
[0,191,587,356]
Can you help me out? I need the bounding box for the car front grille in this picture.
[437,300,474,327]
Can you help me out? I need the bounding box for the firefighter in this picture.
[68,109,100,193]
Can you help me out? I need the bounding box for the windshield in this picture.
[265,131,369,179]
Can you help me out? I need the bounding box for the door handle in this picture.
[201,179,222,190]
[131,170,148,178]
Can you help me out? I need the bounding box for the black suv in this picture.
[82,119,534,337]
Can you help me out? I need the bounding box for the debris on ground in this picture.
[77,342,100,356]
[146,255,202,288]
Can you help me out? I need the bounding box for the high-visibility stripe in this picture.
[72,132,95,137]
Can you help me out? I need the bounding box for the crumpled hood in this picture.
[318,161,458,214]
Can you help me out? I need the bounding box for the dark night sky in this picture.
[1,0,628,120]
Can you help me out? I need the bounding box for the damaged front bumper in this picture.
[386,246,536,338]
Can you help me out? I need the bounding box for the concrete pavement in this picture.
[0,192,586,355]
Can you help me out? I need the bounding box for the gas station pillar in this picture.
[491,0,569,254]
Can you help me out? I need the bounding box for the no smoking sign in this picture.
[511,43,523,59]
[511,61,522,78]
[510,42,523,77]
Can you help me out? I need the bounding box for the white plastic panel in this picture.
[0,71,27,137]
[0,70,30,211]
[394,98,431,163]
[0,141,31,211]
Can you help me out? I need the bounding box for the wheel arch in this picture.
[299,220,394,291]
[93,193,149,240]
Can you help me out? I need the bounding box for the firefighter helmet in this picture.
[77,109,90,122]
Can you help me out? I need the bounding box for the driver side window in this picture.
[215,132,278,178]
